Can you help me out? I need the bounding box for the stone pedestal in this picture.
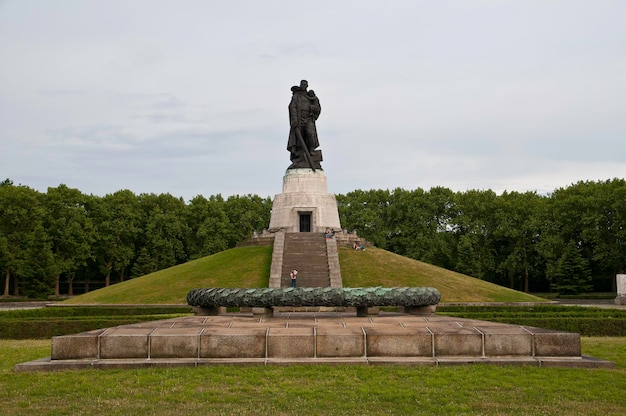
[20,314,614,371]
[268,169,341,233]
[616,274,626,305]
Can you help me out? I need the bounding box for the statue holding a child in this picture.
[287,80,323,170]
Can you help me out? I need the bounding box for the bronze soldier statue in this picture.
[287,80,323,170]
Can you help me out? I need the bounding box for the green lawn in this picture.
[66,246,273,304]
[339,247,543,302]
[1,338,625,415]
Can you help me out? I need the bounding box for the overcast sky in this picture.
[1,1,625,201]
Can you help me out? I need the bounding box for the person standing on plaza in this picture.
[290,269,298,287]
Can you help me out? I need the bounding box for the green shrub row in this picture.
[438,311,626,319]
[483,317,626,336]
[557,293,617,299]
[0,306,194,339]
[0,315,190,339]
[3,316,624,339]
[2,305,625,338]
[532,293,616,300]
[438,305,626,315]
[437,305,626,336]
[0,306,192,318]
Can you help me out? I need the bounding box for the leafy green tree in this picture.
[223,194,272,247]
[337,189,393,249]
[451,190,498,280]
[0,185,54,298]
[418,187,456,269]
[88,190,141,286]
[43,185,95,295]
[493,191,545,292]
[586,179,626,291]
[540,180,626,293]
[551,241,593,294]
[131,193,188,277]
[384,188,429,258]
[455,233,482,278]
[185,195,231,259]
[0,236,8,295]
[374,187,452,266]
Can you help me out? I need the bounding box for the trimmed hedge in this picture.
[437,305,626,336]
[438,305,626,313]
[0,306,192,318]
[484,317,626,337]
[0,306,193,339]
[2,305,626,338]
[533,293,616,300]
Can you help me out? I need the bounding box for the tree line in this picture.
[338,179,626,295]
[1,178,625,298]
[0,180,272,298]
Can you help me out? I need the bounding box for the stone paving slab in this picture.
[14,313,615,371]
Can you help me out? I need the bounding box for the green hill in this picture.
[65,245,544,304]
[338,247,543,302]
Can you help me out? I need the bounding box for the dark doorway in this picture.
[299,212,311,232]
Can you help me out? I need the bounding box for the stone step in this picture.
[281,232,330,288]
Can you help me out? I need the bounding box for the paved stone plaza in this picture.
[15,312,614,371]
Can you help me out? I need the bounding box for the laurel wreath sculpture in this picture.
[187,287,440,308]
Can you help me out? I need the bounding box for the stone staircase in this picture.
[280,233,330,287]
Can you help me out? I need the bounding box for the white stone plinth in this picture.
[268,169,341,233]
[617,274,626,296]
[617,274,626,305]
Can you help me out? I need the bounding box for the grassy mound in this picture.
[65,245,544,304]
[67,246,272,304]
[339,247,544,302]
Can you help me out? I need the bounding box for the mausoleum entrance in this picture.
[299,212,311,232]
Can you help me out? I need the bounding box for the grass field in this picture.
[18,244,616,414]
[1,338,625,415]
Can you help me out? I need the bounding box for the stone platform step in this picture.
[15,314,614,371]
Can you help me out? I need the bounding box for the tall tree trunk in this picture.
[3,270,9,297]
[55,274,61,296]
[523,246,529,293]
[68,273,74,296]
[12,275,19,297]
[105,259,114,287]
[524,267,529,293]
[54,245,61,296]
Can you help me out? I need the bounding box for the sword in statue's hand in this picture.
[292,126,316,172]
